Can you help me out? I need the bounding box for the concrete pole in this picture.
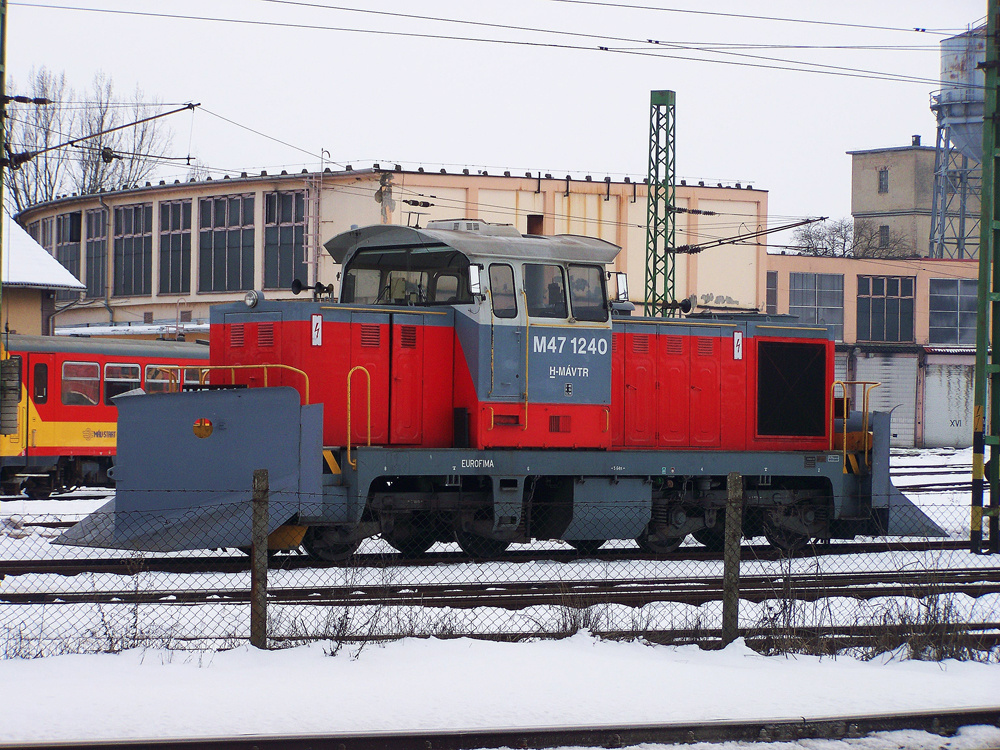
[250,468,269,649]
[721,471,744,646]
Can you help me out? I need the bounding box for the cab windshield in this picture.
[340,247,472,305]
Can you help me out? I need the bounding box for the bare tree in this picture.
[4,68,76,212]
[793,217,915,258]
[5,67,174,212]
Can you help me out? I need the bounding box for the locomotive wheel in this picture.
[763,512,812,553]
[567,539,606,554]
[454,529,509,559]
[692,515,727,551]
[302,526,360,562]
[636,529,685,554]
[383,525,438,557]
[24,478,52,500]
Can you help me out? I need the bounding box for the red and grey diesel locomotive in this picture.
[60,220,942,557]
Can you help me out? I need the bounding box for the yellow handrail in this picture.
[346,365,371,469]
[196,364,311,404]
[829,380,881,469]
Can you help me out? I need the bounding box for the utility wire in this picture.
[10,3,966,88]
[536,0,967,36]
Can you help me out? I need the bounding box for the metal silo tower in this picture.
[929,27,985,259]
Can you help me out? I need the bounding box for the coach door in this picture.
[25,353,55,457]
[2,353,29,460]
[389,313,423,445]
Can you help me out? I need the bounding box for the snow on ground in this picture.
[3,448,1000,747]
[1,633,1000,747]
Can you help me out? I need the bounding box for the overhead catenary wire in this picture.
[9,3,973,89]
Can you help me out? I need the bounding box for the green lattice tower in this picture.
[973,0,1000,554]
[644,90,676,317]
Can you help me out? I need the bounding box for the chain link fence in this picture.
[1,469,997,660]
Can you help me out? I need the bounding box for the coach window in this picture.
[61,362,100,406]
[489,264,517,318]
[567,264,608,322]
[523,263,567,318]
[33,363,48,404]
[105,364,141,404]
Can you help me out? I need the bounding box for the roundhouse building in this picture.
[15,166,769,338]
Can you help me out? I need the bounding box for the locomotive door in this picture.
[349,311,390,445]
[689,327,721,447]
[657,327,690,446]
[623,328,657,447]
[389,313,423,445]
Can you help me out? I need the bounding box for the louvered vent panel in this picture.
[632,335,650,353]
[697,337,714,356]
[230,324,245,348]
[400,326,417,348]
[257,323,275,348]
[612,336,619,353]
[666,336,683,355]
[360,324,381,347]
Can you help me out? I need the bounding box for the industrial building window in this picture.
[159,200,192,295]
[523,263,567,318]
[263,191,306,289]
[765,271,777,314]
[929,278,977,346]
[856,275,914,343]
[55,212,82,301]
[39,217,53,253]
[199,194,255,292]
[85,209,107,299]
[878,225,890,248]
[877,168,889,194]
[788,272,843,341]
[113,203,153,297]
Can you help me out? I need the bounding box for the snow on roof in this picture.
[3,218,85,290]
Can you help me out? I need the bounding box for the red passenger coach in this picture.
[64,221,943,560]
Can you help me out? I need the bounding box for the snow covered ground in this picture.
[2,449,1000,747]
[2,633,1000,748]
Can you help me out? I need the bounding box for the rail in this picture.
[346,365,371,469]
[829,380,880,470]
[193,364,311,404]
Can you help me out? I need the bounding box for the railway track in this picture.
[1,707,997,750]
[5,566,1000,607]
[0,539,972,576]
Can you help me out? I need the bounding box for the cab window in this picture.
[61,362,100,406]
[523,263,567,318]
[568,264,608,322]
[489,264,517,318]
[105,364,140,404]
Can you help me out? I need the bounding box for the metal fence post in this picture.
[721,471,744,647]
[250,468,269,649]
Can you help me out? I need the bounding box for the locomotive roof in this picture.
[324,224,621,267]
[3,333,209,359]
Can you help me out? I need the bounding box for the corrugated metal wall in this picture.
[924,363,974,448]
[854,354,918,447]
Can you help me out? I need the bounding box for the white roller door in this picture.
[854,353,918,447]
[924,363,974,448]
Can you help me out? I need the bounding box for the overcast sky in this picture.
[5,0,986,236]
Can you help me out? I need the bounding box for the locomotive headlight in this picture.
[244,290,262,308]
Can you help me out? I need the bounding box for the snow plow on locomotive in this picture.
[59,221,943,557]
